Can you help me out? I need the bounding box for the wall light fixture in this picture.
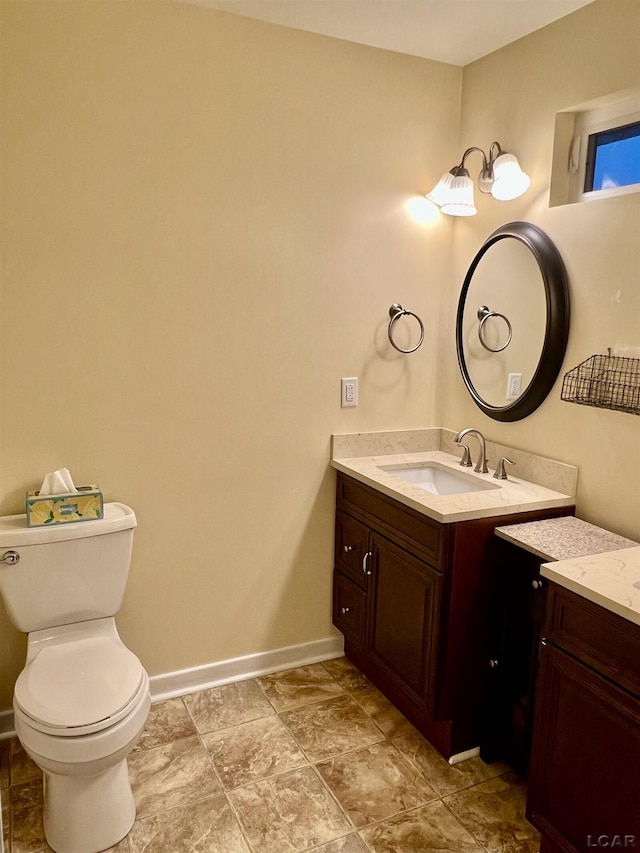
[426,142,530,216]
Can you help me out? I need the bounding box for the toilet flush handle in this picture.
[1,550,20,565]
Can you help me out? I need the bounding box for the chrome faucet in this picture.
[454,428,488,474]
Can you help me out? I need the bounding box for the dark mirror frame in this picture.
[456,221,570,422]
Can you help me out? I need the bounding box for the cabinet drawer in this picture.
[333,571,366,650]
[337,473,444,569]
[335,510,369,588]
[546,584,640,698]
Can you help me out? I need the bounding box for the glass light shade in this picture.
[425,171,455,207]
[490,152,531,200]
[440,174,477,216]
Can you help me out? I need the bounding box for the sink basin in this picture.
[379,463,500,496]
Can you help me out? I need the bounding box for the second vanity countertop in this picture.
[541,547,640,627]
[331,428,577,524]
[496,517,640,625]
[495,515,639,562]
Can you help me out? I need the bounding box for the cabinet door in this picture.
[367,532,442,706]
[335,511,369,589]
[333,571,366,652]
[527,642,640,847]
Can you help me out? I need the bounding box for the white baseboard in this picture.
[448,746,480,765]
[0,710,14,740]
[149,635,344,703]
[0,635,345,738]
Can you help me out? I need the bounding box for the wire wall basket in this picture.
[561,354,640,415]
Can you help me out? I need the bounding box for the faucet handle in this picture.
[456,442,473,467]
[493,457,515,480]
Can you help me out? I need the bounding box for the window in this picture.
[584,119,640,192]
[550,89,640,207]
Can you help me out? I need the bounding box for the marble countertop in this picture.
[541,547,640,627]
[331,429,576,524]
[495,516,639,562]
[496,516,639,625]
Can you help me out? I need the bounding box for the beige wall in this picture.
[0,1,460,709]
[1,0,638,715]
[442,0,640,541]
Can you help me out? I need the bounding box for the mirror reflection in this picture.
[461,238,546,407]
[456,221,570,422]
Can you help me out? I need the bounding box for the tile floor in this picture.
[0,657,540,853]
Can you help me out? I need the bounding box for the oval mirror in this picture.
[456,221,570,421]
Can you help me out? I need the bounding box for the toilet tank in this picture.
[0,503,137,633]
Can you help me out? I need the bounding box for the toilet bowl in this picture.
[0,503,150,853]
[14,618,150,853]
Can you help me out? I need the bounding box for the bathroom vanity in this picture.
[481,517,639,776]
[523,547,640,852]
[330,429,577,760]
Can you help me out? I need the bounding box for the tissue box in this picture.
[26,485,103,527]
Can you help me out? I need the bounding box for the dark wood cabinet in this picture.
[481,518,638,781]
[333,509,442,709]
[527,584,640,850]
[367,531,442,707]
[480,539,548,776]
[332,471,573,760]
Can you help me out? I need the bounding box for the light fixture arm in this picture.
[459,146,490,171]
[487,141,508,172]
[489,141,504,160]
[456,146,493,192]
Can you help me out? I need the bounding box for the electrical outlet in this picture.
[341,377,358,408]
[507,373,522,399]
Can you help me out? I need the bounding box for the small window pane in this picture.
[585,121,640,192]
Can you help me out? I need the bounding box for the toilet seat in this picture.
[15,636,145,736]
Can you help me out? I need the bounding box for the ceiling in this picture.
[184,0,595,66]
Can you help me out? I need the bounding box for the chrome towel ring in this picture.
[477,305,512,353]
[388,304,425,354]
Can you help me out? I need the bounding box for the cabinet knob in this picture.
[489,659,499,668]
[341,606,351,615]
[532,579,544,590]
[343,544,353,553]
[362,551,372,576]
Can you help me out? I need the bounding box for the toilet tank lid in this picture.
[0,502,136,547]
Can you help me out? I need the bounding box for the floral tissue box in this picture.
[26,485,104,527]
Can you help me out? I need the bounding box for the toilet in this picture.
[0,503,150,853]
